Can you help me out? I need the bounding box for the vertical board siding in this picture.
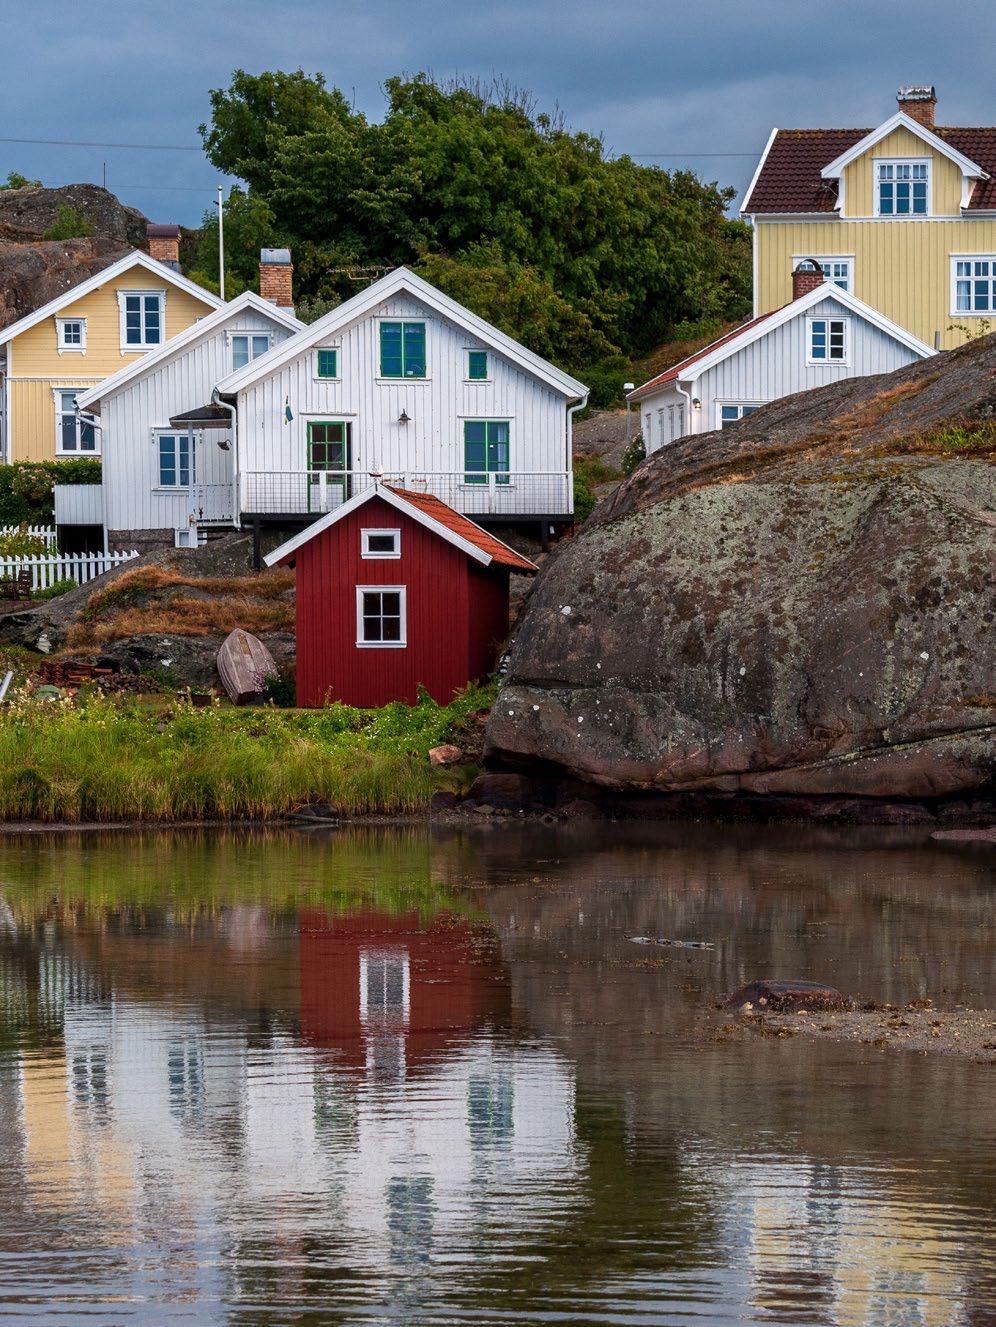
[239,293,569,485]
[102,309,296,535]
[293,494,509,708]
[466,564,511,682]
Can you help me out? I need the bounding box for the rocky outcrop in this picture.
[0,184,148,328]
[486,334,996,807]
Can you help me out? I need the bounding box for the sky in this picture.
[1,0,993,229]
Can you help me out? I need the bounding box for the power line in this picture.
[630,152,758,158]
[0,135,202,152]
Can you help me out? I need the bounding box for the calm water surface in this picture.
[0,823,992,1326]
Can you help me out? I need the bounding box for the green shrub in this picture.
[621,434,646,476]
[32,578,76,601]
[43,204,94,240]
[2,171,41,190]
[0,460,101,525]
[0,531,50,557]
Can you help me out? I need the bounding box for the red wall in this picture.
[292,495,509,707]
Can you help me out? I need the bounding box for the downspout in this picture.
[566,392,589,521]
[674,379,694,440]
[211,387,239,529]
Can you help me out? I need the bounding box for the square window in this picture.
[357,587,407,647]
[809,317,848,364]
[467,349,488,380]
[57,318,86,351]
[231,332,271,371]
[361,528,401,559]
[951,256,995,315]
[316,347,338,378]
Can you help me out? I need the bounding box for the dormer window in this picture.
[56,317,87,353]
[876,160,929,216]
[231,333,271,370]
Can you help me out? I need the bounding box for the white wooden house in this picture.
[213,267,589,543]
[629,268,935,455]
[72,292,303,550]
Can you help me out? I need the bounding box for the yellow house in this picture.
[743,86,996,350]
[0,238,221,464]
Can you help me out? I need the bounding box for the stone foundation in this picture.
[107,528,173,555]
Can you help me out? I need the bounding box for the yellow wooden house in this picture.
[0,239,221,464]
[742,87,996,350]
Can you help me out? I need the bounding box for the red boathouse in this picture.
[265,483,537,707]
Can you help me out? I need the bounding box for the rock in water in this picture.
[486,336,996,803]
[725,980,848,1013]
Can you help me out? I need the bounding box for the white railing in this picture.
[0,549,139,593]
[0,525,57,546]
[239,470,573,518]
[190,484,235,524]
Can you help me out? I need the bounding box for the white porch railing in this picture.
[239,470,573,518]
[190,484,235,524]
[0,525,57,545]
[0,549,139,592]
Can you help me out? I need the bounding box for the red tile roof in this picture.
[385,487,538,572]
[629,309,782,399]
[744,126,996,214]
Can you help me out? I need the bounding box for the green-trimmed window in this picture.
[380,321,426,378]
[467,349,488,380]
[464,420,510,485]
[316,348,338,378]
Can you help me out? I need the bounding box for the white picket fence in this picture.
[0,525,57,546]
[0,549,139,593]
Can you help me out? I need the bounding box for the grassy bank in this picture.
[0,684,492,823]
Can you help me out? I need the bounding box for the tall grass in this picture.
[0,684,492,823]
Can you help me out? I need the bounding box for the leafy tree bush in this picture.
[197,70,752,385]
[621,434,646,476]
[32,577,77,601]
[0,460,102,525]
[43,204,94,240]
[2,171,42,190]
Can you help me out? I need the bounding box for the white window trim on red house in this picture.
[356,585,407,648]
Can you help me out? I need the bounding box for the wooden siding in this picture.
[237,292,570,482]
[101,307,294,536]
[7,273,215,462]
[293,494,508,707]
[755,215,996,349]
[756,129,995,348]
[638,292,926,440]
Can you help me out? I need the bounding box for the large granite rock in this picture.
[486,335,996,803]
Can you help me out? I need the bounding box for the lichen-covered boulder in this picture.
[486,336,996,802]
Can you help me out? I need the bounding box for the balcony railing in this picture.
[238,470,573,519]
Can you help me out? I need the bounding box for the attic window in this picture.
[361,528,401,559]
[876,160,929,216]
[118,289,165,349]
[57,317,86,353]
[231,333,270,370]
[808,316,849,365]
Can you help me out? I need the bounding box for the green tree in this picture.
[2,171,42,189]
[43,204,94,240]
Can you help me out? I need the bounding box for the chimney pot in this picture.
[792,260,826,301]
[259,248,294,311]
[897,85,937,130]
[147,223,181,272]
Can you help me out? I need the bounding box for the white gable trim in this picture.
[76,292,303,410]
[820,112,987,183]
[264,483,494,568]
[0,251,222,350]
[217,267,588,400]
[740,126,779,215]
[637,285,934,398]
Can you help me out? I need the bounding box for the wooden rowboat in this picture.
[216,629,278,705]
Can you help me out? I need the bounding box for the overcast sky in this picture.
[1,0,993,229]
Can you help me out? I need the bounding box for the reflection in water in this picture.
[0,824,992,1325]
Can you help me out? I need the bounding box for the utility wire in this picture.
[0,135,202,151]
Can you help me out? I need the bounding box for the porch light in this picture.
[398,410,410,425]
[692,397,701,409]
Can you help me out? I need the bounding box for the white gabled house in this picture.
[72,291,303,550]
[213,266,589,543]
[629,264,935,454]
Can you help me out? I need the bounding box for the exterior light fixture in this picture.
[692,397,701,409]
[398,410,410,425]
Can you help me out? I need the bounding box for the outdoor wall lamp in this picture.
[692,397,702,409]
[398,410,410,425]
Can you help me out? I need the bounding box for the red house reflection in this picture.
[298,909,510,1075]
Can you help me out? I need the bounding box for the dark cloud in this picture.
[0,0,991,227]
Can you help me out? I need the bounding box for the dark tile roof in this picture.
[630,309,782,399]
[744,126,996,214]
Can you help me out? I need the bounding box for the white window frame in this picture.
[807,315,850,366]
[356,585,407,648]
[950,255,996,317]
[117,288,166,351]
[56,316,87,354]
[791,255,853,292]
[52,388,100,456]
[313,345,340,380]
[358,948,411,1025]
[716,401,765,430]
[361,528,401,559]
[874,158,931,218]
[228,330,272,371]
[153,428,193,490]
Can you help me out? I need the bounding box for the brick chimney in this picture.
[147,223,181,272]
[897,85,937,130]
[260,248,293,310]
[792,259,826,301]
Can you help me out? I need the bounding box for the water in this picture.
[0,823,992,1326]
